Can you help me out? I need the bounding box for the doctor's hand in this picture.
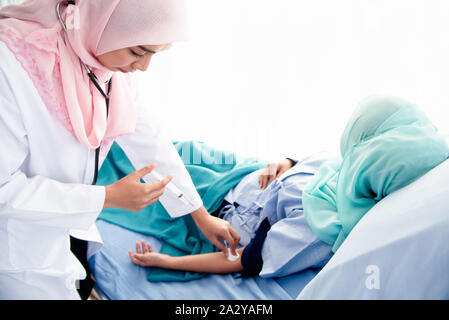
[104,163,173,211]
[191,206,240,256]
[259,158,295,189]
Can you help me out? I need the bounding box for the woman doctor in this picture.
[0,0,240,299]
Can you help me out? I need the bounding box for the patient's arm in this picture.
[129,240,245,274]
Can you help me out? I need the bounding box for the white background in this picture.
[135,0,449,162]
[3,0,449,161]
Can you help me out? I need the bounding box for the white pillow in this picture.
[297,159,449,300]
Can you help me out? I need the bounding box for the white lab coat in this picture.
[0,41,203,299]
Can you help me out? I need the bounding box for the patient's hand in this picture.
[259,158,295,189]
[128,240,167,267]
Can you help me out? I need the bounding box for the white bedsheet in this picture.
[89,220,320,300]
[298,159,449,299]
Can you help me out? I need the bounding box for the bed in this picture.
[89,219,320,300]
[89,156,449,300]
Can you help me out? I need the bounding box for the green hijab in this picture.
[303,96,449,252]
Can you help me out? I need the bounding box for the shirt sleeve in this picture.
[0,81,105,230]
[259,207,333,278]
[114,86,203,218]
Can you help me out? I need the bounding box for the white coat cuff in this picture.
[157,191,203,218]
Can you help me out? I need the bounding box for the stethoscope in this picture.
[56,1,112,185]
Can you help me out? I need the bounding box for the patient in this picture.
[128,95,449,278]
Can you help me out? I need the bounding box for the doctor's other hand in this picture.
[259,158,295,189]
[191,207,240,256]
[104,163,173,211]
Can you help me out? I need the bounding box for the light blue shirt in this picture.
[221,152,334,278]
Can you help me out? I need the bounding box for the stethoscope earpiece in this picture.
[56,1,95,79]
[56,1,76,32]
[56,0,112,185]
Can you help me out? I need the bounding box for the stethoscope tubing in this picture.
[56,0,112,185]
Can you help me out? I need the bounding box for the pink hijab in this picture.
[0,0,187,151]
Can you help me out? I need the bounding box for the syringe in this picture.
[145,170,195,208]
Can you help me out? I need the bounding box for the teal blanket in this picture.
[303,96,449,253]
[96,140,266,282]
